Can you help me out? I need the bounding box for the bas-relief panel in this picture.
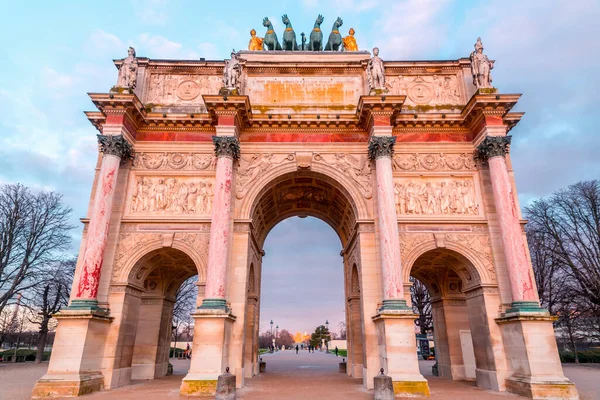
[313,153,372,199]
[127,176,215,217]
[392,153,476,172]
[386,74,464,107]
[394,177,480,216]
[133,152,216,171]
[245,76,362,111]
[236,153,295,199]
[143,74,222,111]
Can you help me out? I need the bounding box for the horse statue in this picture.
[281,14,298,51]
[325,17,343,51]
[262,17,282,50]
[308,14,324,51]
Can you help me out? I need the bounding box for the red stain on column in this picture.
[488,156,535,301]
[76,155,121,299]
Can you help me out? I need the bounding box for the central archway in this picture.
[237,168,371,385]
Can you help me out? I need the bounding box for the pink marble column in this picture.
[72,134,132,309]
[369,136,409,311]
[200,136,240,310]
[477,136,539,310]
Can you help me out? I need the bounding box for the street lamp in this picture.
[270,320,274,352]
[276,325,279,350]
[325,320,329,352]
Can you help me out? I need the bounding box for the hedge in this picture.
[559,349,600,363]
[0,349,51,362]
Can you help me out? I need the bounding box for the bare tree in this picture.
[338,321,347,340]
[172,276,198,350]
[525,180,600,306]
[277,329,295,349]
[410,277,432,334]
[0,184,73,315]
[28,259,75,363]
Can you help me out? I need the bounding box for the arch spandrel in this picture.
[236,152,372,222]
[245,168,364,248]
[401,232,497,290]
[112,233,208,286]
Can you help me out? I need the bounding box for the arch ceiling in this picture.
[251,171,358,247]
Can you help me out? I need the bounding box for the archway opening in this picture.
[243,170,365,382]
[125,247,201,381]
[409,249,483,384]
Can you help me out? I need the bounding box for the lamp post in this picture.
[276,325,279,351]
[325,319,329,352]
[270,320,274,353]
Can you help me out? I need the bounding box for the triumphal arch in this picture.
[33,19,578,399]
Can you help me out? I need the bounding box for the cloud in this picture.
[41,67,80,91]
[375,0,451,59]
[197,42,221,60]
[137,33,200,59]
[84,29,124,55]
[131,0,169,25]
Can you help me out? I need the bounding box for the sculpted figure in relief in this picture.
[367,47,386,91]
[130,177,214,215]
[470,37,494,89]
[117,47,138,90]
[321,153,372,198]
[394,179,479,216]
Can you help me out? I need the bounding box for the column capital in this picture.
[475,135,511,162]
[97,134,133,162]
[212,136,240,160]
[368,136,396,160]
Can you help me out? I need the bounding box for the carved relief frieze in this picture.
[392,153,476,172]
[174,232,209,264]
[236,153,295,199]
[445,233,496,282]
[144,74,222,111]
[313,153,372,199]
[394,177,480,216]
[133,152,215,171]
[386,74,463,107]
[128,176,214,216]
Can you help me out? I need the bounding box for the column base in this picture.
[198,298,229,311]
[180,379,218,397]
[180,309,236,396]
[505,301,547,314]
[393,380,431,397]
[506,376,579,400]
[66,299,108,313]
[373,310,430,397]
[31,372,104,399]
[378,299,412,312]
[497,313,579,399]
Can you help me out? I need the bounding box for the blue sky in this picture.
[1,1,599,334]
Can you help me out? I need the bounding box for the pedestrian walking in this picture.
[335,346,338,357]
[296,345,299,354]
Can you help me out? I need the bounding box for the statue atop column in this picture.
[470,37,494,89]
[262,17,282,50]
[221,50,242,95]
[248,29,264,51]
[115,47,138,91]
[342,28,358,51]
[367,47,387,94]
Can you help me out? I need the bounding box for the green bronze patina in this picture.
[308,14,324,51]
[281,14,299,50]
[325,17,343,51]
[262,17,282,51]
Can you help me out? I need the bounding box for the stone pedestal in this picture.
[373,311,430,397]
[497,313,579,400]
[180,310,236,396]
[31,311,113,398]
